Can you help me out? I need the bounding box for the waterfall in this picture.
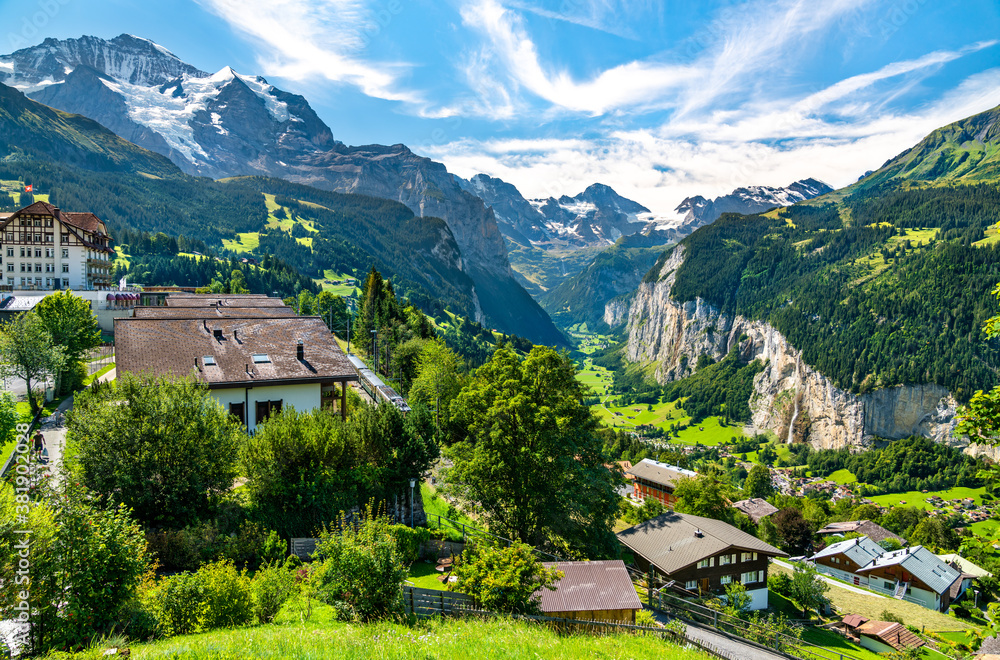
[787,355,801,444]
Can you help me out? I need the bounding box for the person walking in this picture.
[32,430,46,463]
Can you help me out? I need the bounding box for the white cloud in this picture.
[196,0,423,105]
[423,68,1000,216]
[459,0,699,116]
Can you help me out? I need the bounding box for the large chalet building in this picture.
[115,295,358,430]
[625,459,698,507]
[0,201,114,290]
[617,511,787,610]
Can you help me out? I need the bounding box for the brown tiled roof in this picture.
[732,498,779,523]
[842,614,869,628]
[133,306,296,319]
[114,316,357,386]
[536,560,642,613]
[12,200,59,217]
[61,211,107,234]
[165,295,287,308]
[617,511,787,575]
[817,520,905,544]
[858,621,924,651]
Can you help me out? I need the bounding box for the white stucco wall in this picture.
[859,637,896,655]
[747,587,769,611]
[211,382,321,431]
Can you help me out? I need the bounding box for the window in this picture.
[61,279,68,288]
[19,264,24,272]
[6,278,11,286]
[45,278,50,288]
[61,248,68,258]
[741,571,764,585]
[720,575,732,585]
[45,248,53,258]
[252,354,270,363]
[5,264,12,272]
[697,557,715,569]
[19,277,25,287]
[5,248,11,257]
[5,233,12,241]
[33,219,40,226]
[720,554,735,566]
[45,264,53,273]
[741,552,757,562]
[61,264,68,273]
[203,356,217,366]
[34,263,41,272]
[684,580,697,591]
[61,233,69,242]
[19,248,24,258]
[229,402,246,426]
[34,234,40,243]
[34,248,41,258]
[255,400,282,425]
[45,235,52,243]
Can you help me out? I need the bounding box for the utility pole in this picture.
[371,329,378,372]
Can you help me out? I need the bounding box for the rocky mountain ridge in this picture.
[459,172,833,252]
[0,34,564,345]
[622,246,975,453]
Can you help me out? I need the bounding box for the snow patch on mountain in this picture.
[0,61,12,74]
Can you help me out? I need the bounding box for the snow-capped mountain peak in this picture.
[1,34,336,178]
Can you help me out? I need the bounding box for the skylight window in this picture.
[203,356,216,366]
[252,354,270,364]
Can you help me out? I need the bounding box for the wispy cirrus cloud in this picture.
[196,0,423,105]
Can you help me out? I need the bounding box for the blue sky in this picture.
[2,0,1000,214]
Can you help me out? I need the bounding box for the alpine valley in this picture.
[619,101,1000,455]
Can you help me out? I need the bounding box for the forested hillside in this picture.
[661,183,1000,400]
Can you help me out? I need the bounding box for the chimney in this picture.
[297,339,304,360]
[694,528,703,538]
[214,328,223,340]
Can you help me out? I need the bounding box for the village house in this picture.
[617,511,787,610]
[855,545,967,611]
[816,520,906,546]
[114,309,357,429]
[810,537,886,587]
[0,201,114,291]
[625,458,697,507]
[731,498,779,524]
[535,560,643,624]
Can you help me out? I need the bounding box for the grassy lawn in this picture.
[969,518,1000,538]
[827,469,857,485]
[869,486,987,509]
[83,363,115,386]
[406,559,450,590]
[592,397,741,446]
[772,563,977,631]
[801,627,884,660]
[88,601,704,660]
[222,231,261,253]
[421,482,477,542]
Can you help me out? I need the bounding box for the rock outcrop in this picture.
[625,245,974,453]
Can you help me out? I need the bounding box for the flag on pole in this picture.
[24,185,32,193]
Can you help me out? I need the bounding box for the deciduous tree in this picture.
[744,464,774,499]
[68,373,242,527]
[445,345,620,557]
[34,290,102,394]
[0,311,65,414]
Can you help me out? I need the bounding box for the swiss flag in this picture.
[24,185,32,193]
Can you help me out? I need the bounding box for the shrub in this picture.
[451,541,562,614]
[147,571,204,636]
[313,505,409,622]
[147,560,255,635]
[197,560,254,630]
[635,609,659,627]
[390,525,431,565]
[768,571,792,597]
[252,562,297,624]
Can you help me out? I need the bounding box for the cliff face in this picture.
[625,246,970,452]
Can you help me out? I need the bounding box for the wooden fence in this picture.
[404,586,475,617]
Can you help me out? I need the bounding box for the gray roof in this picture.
[810,536,885,567]
[976,636,1000,656]
[732,498,779,523]
[626,459,697,488]
[855,545,961,595]
[0,295,46,312]
[617,511,787,575]
[537,560,642,613]
[165,295,287,308]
